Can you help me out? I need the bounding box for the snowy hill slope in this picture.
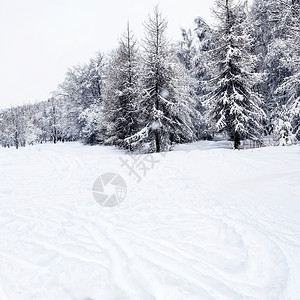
[0,142,300,300]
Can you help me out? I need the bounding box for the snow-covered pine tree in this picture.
[250,0,293,121]
[275,0,300,139]
[250,0,286,58]
[193,17,214,97]
[277,71,300,139]
[205,0,265,149]
[176,28,196,74]
[176,18,213,99]
[101,24,141,151]
[128,7,198,153]
[175,18,214,140]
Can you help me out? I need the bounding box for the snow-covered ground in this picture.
[0,141,300,300]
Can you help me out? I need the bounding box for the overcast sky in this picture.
[0,0,216,109]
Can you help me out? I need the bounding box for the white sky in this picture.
[0,0,215,109]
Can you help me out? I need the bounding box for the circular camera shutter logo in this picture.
[93,173,127,207]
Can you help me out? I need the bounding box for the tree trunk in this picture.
[155,131,160,153]
[15,131,19,149]
[234,132,240,149]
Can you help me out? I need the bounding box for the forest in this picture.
[0,0,299,151]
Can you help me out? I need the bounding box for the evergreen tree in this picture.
[275,0,300,139]
[250,0,293,120]
[177,28,195,73]
[205,0,265,149]
[176,18,213,99]
[175,18,215,140]
[101,24,141,150]
[128,7,198,153]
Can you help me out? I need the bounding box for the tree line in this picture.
[1,0,299,151]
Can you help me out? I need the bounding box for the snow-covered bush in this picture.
[274,118,295,146]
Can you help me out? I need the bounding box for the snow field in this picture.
[0,142,300,299]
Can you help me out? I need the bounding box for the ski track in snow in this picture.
[0,141,300,300]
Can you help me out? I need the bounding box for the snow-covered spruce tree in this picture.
[278,71,300,139]
[275,0,300,140]
[204,0,265,149]
[128,7,198,153]
[176,28,196,75]
[250,0,287,59]
[187,18,215,139]
[101,24,141,151]
[175,18,213,100]
[250,0,294,122]
[193,17,214,98]
[175,19,214,140]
